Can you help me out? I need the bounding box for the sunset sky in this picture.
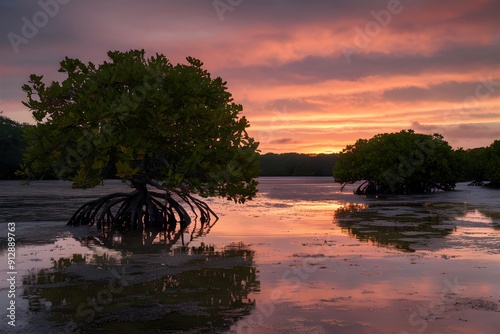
[1,0,499,153]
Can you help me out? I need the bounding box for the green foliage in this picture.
[453,141,500,188]
[259,153,338,176]
[453,147,489,182]
[481,140,500,187]
[333,130,458,194]
[487,140,500,187]
[0,113,28,179]
[21,50,259,203]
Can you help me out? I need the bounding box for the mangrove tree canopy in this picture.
[20,49,259,230]
[333,130,457,195]
[454,140,500,187]
[0,113,27,179]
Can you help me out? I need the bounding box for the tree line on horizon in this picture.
[0,114,337,178]
[0,113,28,179]
[1,114,499,186]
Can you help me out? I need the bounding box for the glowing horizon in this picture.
[1,0,499,154]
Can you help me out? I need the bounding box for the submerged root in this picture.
[67,187,218,230]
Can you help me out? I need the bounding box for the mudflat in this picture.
[1,178,499,333]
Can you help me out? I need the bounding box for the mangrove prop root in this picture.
[67,188,218,230]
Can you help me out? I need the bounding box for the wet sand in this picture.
[1,178,499,333]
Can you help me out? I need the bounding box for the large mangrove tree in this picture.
[20,49,260,230]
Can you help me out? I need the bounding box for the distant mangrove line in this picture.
[1,114,499,183]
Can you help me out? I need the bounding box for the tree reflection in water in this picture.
[21,220,260,333]
[79,215,219,254]
[334,202,456,252]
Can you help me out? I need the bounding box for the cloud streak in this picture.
[1,0,499,153]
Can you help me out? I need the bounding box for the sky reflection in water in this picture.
[0,178,499,333]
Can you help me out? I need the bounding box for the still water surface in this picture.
[0,177,499,333]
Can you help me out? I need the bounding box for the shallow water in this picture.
[0,178,499,333]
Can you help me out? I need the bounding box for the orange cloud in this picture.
[1,0,499,153]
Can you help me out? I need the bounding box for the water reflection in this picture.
[74,215,219,254]
[455,209,500,232]
[334,203,455,252]
[21,241,259,333]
